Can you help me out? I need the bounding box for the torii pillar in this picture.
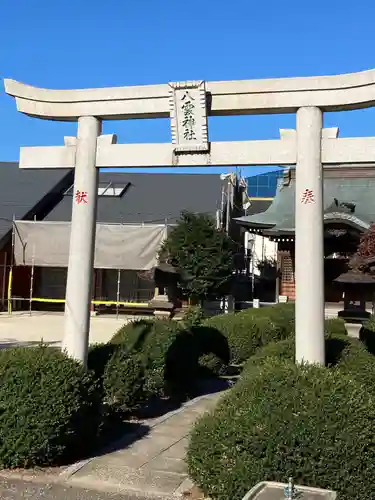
[295,107,325,364]
[62,117,101,366]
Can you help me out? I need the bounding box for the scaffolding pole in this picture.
[29,243,35,316]
[116,269,121,320]
[8,216,15,316]
[1,252,6,310]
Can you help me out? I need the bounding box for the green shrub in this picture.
[88,342,117,383]
[191,324,230,376]
[325,317,347,336]
[110,319,199,397]
[110,319,155,347]
[0,345,101,468]
[360,315,375,354]
[198,353,227,376]
[246,302,295,336]
[243,336,295,370]
[243,330,373,379]
[187,359,375,500]
[182,305,205,328]
[103,349,146,411]
[203,308,289,364]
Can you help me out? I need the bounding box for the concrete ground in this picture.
[63,391,223,498]
[0,390,223,498]
[0,478,148,500]
[0,312,140,348]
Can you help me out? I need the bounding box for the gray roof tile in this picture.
[0,162,73,242]
[236,176,375,233]
[46,172,224,224]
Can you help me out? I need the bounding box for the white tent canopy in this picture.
[13,221,170,270]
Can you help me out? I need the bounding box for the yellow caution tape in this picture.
[8,295,148,308]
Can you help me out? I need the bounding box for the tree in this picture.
[350,224,375,273]
[159,212,236,303]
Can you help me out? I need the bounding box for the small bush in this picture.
[103,349,146,411]
[191,325,230,376]
[110,319,199,397]
[187,359,375,500]
[360,315,375,354]
[182,305,205,328]
[110,319,155,348]
[198,353,227,376]
[325,317,347,336]
[203,307,289,364]
[88,342,117,383]
[247,302,295,337]
[0,345,101,468]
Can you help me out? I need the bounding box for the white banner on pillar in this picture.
[168,81,209,153]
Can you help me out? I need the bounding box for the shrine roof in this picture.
[334,270,375,285]
[235,167,375,236]
[46,172,224,225]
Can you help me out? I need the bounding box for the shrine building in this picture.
[236,165,375,303]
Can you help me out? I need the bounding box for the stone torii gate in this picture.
[5,70,375,367]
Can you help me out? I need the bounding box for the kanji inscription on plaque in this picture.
[169,81,209,153]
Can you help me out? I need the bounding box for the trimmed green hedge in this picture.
[243,302,295,337]
[244,332,372,385]
[187,358,375,500]
[0,345,101,468]
[103,348,146,411]
[324,317,347,336]
[111,319,184,395]
[205,303,295,365]
[110,318,232,393]
[202,311,286,364]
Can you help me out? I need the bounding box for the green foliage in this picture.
[202,304,293,365]
[88,342,117,383]
[182,305,205,328]
[187,358,375,500]
[243,330,372,379]
[159,211,236,301]
[360,315,375,353]
[111,319,199,396]
[324,317,347,336]
[110,319,154,347]
[192,324,230,376]
[103,348,146,411]
[0,345,101,468]
[241,303,295,337]
[198,353,228,376]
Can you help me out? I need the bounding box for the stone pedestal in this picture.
[243,481,336,499]
[345,322,361,339]
[149,291,174,318]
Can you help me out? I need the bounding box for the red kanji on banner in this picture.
[75,190,88,205]
[301,188,315,204]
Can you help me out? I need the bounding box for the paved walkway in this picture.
[64,391,223,498]
[0,478,142,500]
[0,312,142,348]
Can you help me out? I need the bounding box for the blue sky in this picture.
[1,0,375,177]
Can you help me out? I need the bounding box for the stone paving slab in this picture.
[0,312,138,348]
[0,477,148,500]
[66,392,224,497]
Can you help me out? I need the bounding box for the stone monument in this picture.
[243,478,336,499]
